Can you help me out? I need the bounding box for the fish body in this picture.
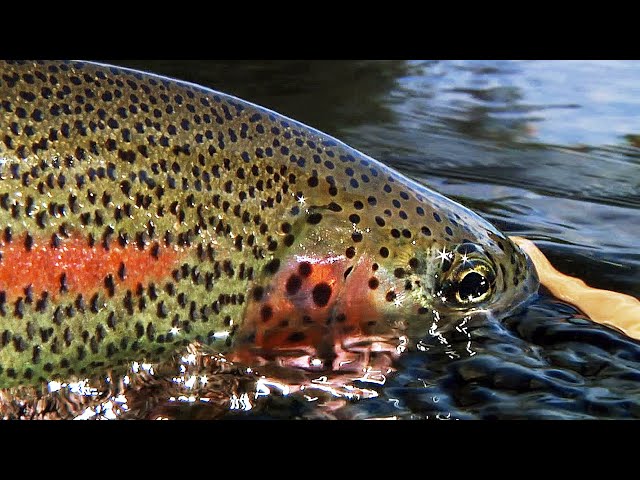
[0,61,538,387]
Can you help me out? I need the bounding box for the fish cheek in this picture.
[235,207,382,356]
[332,255,389,338]
[238,255,346,354]
[236,255,395,366]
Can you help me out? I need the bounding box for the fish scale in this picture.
[0,60,536,388]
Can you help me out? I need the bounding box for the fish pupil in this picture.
[457,271,488,301]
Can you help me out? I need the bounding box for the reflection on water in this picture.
[14,60,635,419]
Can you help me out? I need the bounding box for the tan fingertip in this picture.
[510,236,640,341]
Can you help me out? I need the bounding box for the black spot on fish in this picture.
[286,275,302,295]
[312,283,332,307]
[299,262,312,277]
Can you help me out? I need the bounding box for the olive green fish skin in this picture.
[0,60,537,388]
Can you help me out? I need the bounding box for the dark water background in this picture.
[92,60,639,420]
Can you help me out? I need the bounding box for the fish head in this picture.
[365,199,540,337]
[410,237,537,325]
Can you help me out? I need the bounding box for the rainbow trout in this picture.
[0,60,538,387]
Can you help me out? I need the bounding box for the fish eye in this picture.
[453,267,494,304]
[439,249,497,307]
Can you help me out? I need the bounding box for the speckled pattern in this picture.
[0,61,537,388]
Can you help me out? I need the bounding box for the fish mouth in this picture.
[524,250,541,292]
[519,250,541,305]
[492,250,540,320]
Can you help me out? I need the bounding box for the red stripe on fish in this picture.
[0,234,184,300]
